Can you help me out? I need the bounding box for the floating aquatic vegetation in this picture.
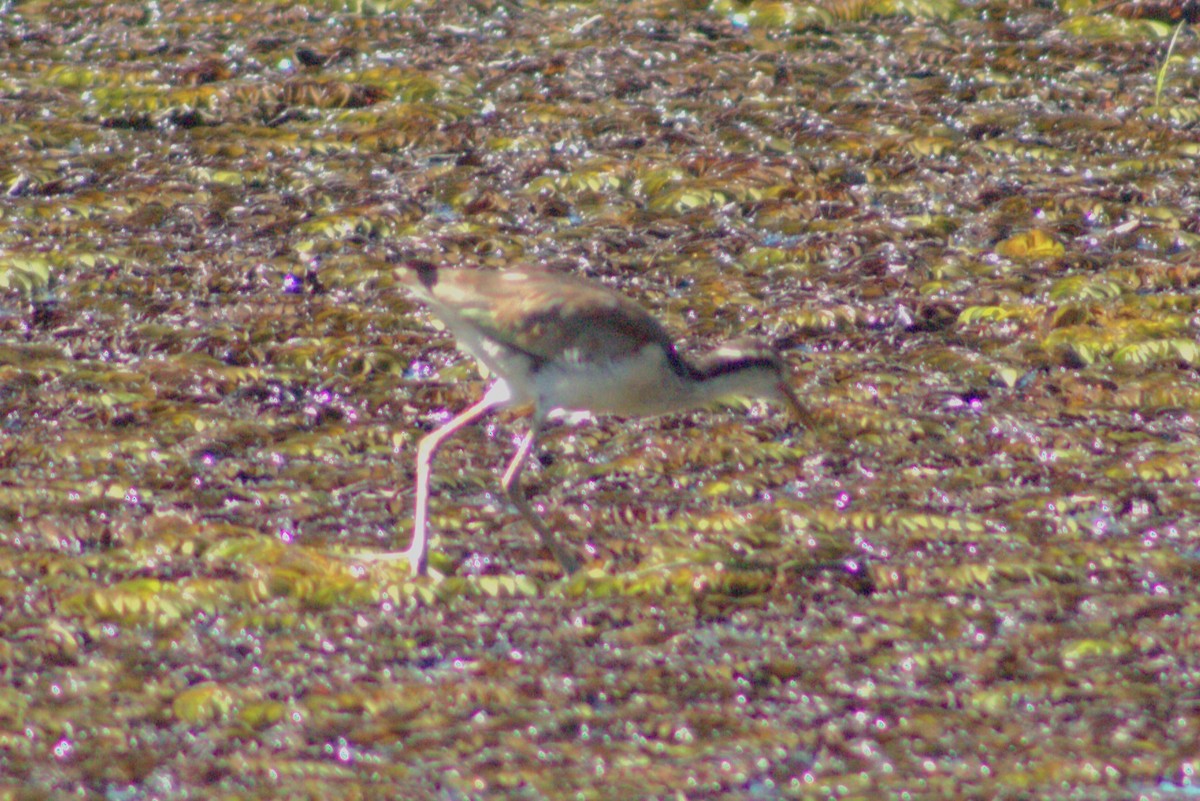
[3,0,1200,797]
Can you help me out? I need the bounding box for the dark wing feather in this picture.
[403,266,676,366]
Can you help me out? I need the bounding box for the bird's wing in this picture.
[406,267,677,367]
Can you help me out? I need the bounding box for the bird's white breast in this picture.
[536,345,687,418]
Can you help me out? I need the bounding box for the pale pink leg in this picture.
[405,382,511,576]
[501,418,581,576]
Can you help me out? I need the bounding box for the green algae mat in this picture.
[2,0,1199,798]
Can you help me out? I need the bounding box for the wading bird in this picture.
[387,261,806,577]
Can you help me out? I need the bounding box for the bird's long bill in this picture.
[776,382,812,427]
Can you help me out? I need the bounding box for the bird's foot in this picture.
[340,548,431,578]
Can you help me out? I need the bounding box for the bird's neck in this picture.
[663,347,784,411]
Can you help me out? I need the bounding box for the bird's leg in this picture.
[501,419,581,576]
[407,382,510,577]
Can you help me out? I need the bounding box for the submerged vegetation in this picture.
[1,0,1199,797]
